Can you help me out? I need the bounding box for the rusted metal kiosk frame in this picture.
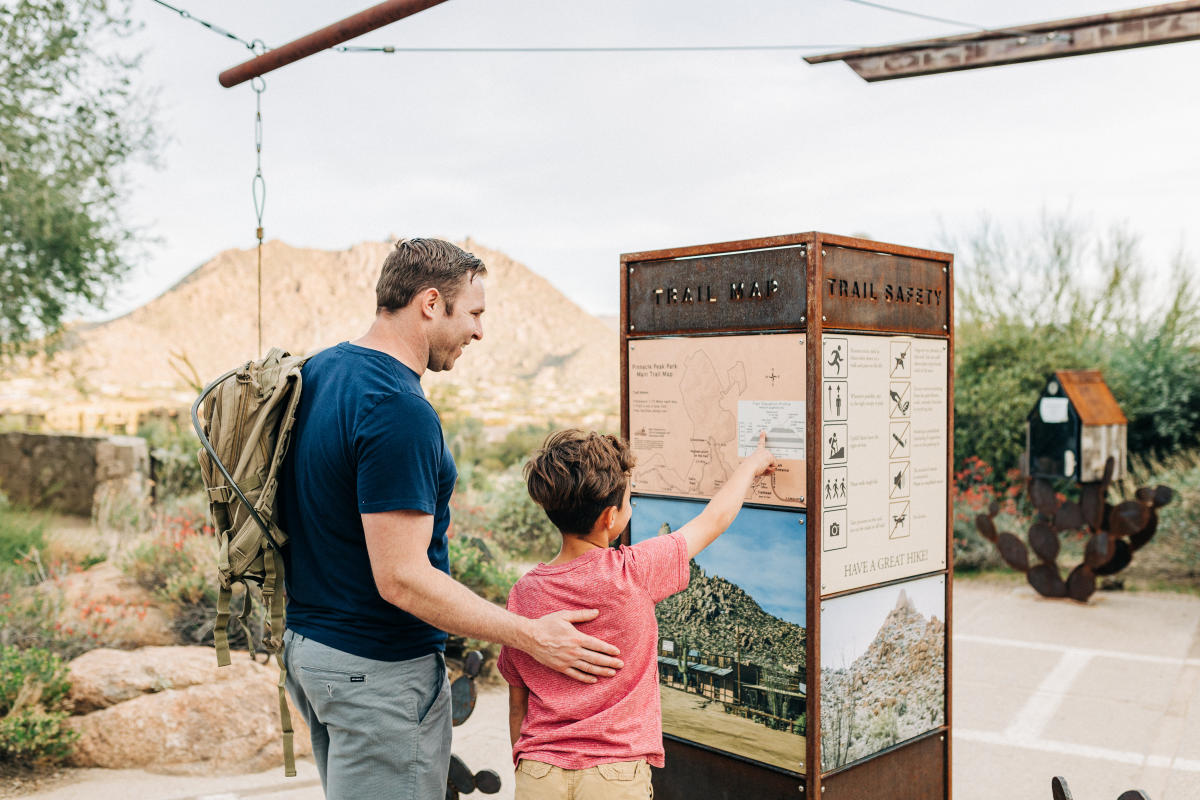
[619,232,954,800]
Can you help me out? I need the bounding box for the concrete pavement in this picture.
[953,580,1200,800]
[12,580,1200,800]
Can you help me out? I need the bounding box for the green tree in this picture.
[0,0,155,353]
[948,214,1200,473]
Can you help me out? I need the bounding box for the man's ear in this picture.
[417,287,441,320]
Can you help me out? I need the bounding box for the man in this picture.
[279,238,623,799]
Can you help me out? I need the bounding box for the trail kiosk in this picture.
[620,232,954,800]
[1026,369,1127,483]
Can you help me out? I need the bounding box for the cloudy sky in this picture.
[821,574,944,670]
[108,0,1200,319]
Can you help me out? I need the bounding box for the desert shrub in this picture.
[1106,329,1200,458]
[0,645,76,765]
[139,419,205,501]
[952,457,1029,572]
[448,535,519,606]
[0,504,118,659]
[954,321,1098,477]
[483,467,561,562]
[122,511,261,649]
[445,519,521,674]
[0,499,46,578]
[0,581,115,661]
[1126,451,1200,582]
[864,706,900,751]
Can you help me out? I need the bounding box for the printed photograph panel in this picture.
[820,575,946,773]
[631,495,808,773]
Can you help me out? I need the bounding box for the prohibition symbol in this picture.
[890,422,911,459]
[889,501,910,540]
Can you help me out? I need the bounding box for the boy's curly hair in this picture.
[524,429,637,535]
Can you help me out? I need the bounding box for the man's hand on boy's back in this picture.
[522,608,624,683]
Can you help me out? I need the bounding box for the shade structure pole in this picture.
[218,0,452,88]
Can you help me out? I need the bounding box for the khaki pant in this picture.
[515,758,654,800]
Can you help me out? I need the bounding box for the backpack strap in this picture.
[214,584,233,668]
[276,646,296,777]
[261,545,286,653]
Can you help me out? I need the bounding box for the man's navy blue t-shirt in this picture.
[280,342,456,661]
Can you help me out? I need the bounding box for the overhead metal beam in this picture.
[805,1,1200,81]
[219,0,452,88]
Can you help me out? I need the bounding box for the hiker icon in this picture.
[824,424,847,464]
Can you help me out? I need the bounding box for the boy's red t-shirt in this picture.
[497,532,689,769]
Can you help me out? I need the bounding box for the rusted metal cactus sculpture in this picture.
[1052,775,1151,800]
[446,648,502,799]
[975,457,1173,602]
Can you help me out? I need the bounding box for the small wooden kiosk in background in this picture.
[1026,369,1128,483]
[620,232,954,800]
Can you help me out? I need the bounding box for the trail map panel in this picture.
[820,335,948,594]
[629,334,806,507]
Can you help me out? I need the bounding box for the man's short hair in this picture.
[525,430,637,536]
[376,238,487,313]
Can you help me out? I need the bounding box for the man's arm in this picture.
[363,509,623,683]
[675,432,776,558]
[508,685,529,747]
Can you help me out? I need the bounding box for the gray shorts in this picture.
[283,629,452,800]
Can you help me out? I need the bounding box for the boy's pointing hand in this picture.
[751,430,777,476]
[525,608,624,683]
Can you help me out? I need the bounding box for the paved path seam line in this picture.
[954,634,1200,667]
[1003,649,1093,741]
[956,728,1200,773]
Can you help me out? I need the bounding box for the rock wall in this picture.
[0,432,150,517]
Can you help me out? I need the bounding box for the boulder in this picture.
[68,645,225,713]
[54,562,175,648]
[66,645,311,774]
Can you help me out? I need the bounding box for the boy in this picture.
[497,429,775,799]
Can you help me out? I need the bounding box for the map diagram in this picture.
[629,334,806,508]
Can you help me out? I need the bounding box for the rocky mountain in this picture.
[657,559,806,671]
[820,589,945,771]
[2,239,619,430]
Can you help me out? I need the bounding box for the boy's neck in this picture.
[548,529,614,566]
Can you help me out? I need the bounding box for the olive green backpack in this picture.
[192,346,312,777]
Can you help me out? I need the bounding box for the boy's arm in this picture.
[508,685,530,746]
[675,432,775,558]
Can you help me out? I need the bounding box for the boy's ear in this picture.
[596,505,618,533]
